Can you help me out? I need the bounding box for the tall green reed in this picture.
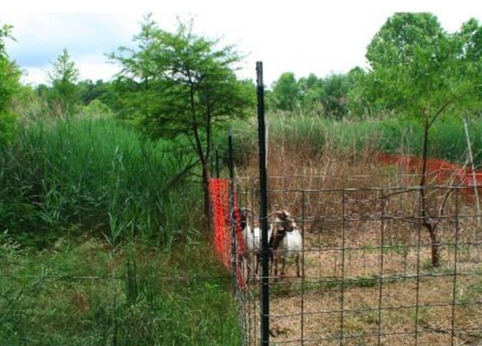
[229,112,482,167]
[0,235,242,345]
[0,116,200,246]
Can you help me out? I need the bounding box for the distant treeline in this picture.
[267,13,482,120]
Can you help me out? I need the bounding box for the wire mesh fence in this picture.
[210,174,482,345]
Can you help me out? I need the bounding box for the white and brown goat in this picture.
[237,209,299,281]
[270,211,302,279]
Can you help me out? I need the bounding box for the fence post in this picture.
[256,61,270,345]
[216,146,220,178]
[463,117,481,228]
[228,128,237,291]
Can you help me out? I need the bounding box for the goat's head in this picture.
[269,210,297,251]
[236,207,253,231]
[273,210,297,232]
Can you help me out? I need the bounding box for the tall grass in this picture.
[231,111,482,345]
[0,116,200,246]
[230,112,482,168]
[0,235,241,345]
[0,115,242,344]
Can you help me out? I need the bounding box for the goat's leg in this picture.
[269,251,274,278]
[273,252,279,279]
[296,254,301,278]
[281,255,286,278]
[240,255,248,285]
[269,255,273,277]
[254,253,260,279]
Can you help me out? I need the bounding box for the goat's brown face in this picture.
[275,210,290,220]
[275,210,297,232]
[285,217,297,232]
[237,208,252,231]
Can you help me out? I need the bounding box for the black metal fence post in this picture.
[228,129,237,292]
[215,146,220,178]
[256,61,270,345]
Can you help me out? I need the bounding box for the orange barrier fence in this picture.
[208,178,246,288]
[377,153,482,201]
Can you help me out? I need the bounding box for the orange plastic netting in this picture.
[209,178,246,288]
[377,153,482,201]
[209,155,481,289]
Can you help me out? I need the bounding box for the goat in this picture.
[270,213,302,279]
[237,208,296,281]
[237,208,271,280]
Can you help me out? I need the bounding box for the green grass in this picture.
[230,112,482,167]
[0,235,241,345]
[0,116,200,246]
[0,115,242,344]
[3,108,481,345]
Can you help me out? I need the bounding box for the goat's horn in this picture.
[272,210,291,219]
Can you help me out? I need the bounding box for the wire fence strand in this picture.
[209,176,482,345]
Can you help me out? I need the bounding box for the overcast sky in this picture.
[2,0,482,86]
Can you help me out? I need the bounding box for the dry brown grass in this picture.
[236,141,482,345]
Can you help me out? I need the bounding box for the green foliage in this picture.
[77,79,118,107]
[0,23,21,145]
[8,85,47,123]
[0,112,17,145]
[0,116,199,246]
[110,15,254,141]
[0,237,241,345]
[359,13,482,120]
[270,72,301,111]
[298,73,325,114]
[82,99,114,118]
[266,14,482,122]
[231,111,482,167]
[110,14,255,219]
[458,18,482,61]
[345,67,368,117]
[46,48,82,116]
[366,13,444,69]
[268,70,363,119]
[322,73,351,119]
[0,56,20,113]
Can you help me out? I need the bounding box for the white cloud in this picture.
[2,1,482,86]
[76,55,121,82]
[20,67,48,86]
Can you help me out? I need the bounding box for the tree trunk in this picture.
[428,228,440,267]
[420,117,440,267]
[201,161,211,228]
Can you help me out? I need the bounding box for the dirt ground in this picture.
[239,213,482,345]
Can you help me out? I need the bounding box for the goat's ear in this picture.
[275,210,285,220]
[240,207,252,215]
[276,210,290,219]
[237,208,247,222]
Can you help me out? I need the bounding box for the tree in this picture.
[345,67,368,117]
[269,71,355,118]
[454,18,482,104]
[47,48,81,116]
[298,73,325,115]
[111,16,255,221]
[0,23,21,145]
[360,13,482,266]
[109,14,161,120]
[322,73,350,119]
[270,72,300,111]
[78,79,109,105]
